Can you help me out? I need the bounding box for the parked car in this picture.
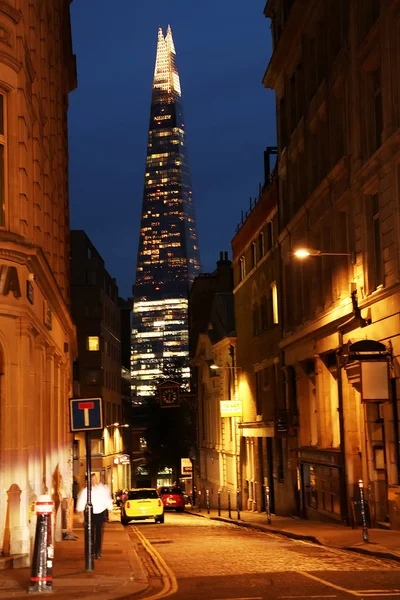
[158,485,185,512]
[121,488,164,525]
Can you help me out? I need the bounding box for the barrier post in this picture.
[358,479,369,542]
[237,489,241,520]
[206,489,210,514]
[218,490,221,516]
[228,489,232,519]
[28,495,53,594]
[265,486,271,524]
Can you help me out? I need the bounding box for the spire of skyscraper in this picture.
[132,26,201,402]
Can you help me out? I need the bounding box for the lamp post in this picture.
[210,361,242,515]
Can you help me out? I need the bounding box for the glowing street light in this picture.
[210,363,242,371]
[293,248,355,263]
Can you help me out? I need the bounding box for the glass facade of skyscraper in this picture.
[132,26,201,402]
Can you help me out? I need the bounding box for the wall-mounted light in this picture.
[292,248,356,263]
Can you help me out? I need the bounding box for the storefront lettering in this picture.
[299,450,340,466]
[0,265,21,298]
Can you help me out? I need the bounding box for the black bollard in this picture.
[265,486,271,524]
[358,479,369,542]
[206,489,210,514]
[228,489,232,519]
[29,495,54,594]
[237,489,240,520]
[198,490,202,513]
[218,490,221,516]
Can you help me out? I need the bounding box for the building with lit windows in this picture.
[132,26,201,401]
[71,231,131,496]
[264,0,400,527]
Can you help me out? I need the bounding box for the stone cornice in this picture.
[0,237,76,355]
[0,49,22,73]
[0,1,22,24]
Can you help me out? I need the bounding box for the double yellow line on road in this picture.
[132,525,178,599]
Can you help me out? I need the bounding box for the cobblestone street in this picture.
[131,512,400,600]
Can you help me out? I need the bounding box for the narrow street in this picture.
[128,512,400,600]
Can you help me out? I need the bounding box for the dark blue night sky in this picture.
[68,1,276,298]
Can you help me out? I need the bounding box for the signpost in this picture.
[69,397,103,572]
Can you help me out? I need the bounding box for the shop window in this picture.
[87,336,100,351]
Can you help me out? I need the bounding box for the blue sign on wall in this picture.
[70,397,103,432]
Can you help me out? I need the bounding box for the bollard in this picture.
[237,489,240,520]
[198,490,202,513]
[265,486,271,524]
[217,490,221,516]
[206,489,210,514]
[358,479,369,542]
[29,495,54,594]
[228,489,232,519]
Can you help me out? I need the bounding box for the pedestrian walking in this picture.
[76,473,113,559]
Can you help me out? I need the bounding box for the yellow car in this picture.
[121,488,164,525]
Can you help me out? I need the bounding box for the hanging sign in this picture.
[220,400,242,418]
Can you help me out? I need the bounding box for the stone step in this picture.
[0,554,29,570]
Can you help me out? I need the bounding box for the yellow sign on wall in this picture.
[220,400,242,418]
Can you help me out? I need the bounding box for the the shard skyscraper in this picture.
[132,26,201,402]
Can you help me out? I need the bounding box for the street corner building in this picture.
[132,26,201,402]
[0,1,76,562]
[262,0,400,527]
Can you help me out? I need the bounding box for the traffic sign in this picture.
[69,397,103,432]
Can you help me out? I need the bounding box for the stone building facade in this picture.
[189,253,238,509]
[0,0,76,560]
[264,0,400,526]
[232,175,297,516]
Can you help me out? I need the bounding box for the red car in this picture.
[158,486,185,512]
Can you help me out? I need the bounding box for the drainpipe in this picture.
[336,328,348,524]
[337,289,370,524]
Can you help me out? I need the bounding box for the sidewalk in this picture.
[188,506,400,563]
[0,509,148,599]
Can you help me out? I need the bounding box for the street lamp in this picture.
[210,363,242,371]
[293,247,356,263]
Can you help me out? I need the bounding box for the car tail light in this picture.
[127,502,130,509]
[158,499,161,507]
